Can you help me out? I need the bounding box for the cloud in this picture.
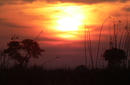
[0,0,36,6]
[46,0,129,4]
[0,0,129,6]
[0,18,30,29]
[123,7,130,12]
[38,37,63,42]
[23,0,36,2]
[0,0,19,5]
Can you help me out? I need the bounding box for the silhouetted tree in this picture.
[3,39,44,67]
[103,48,127,68]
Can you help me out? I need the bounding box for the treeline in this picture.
[0,65,129,85]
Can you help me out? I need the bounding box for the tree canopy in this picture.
[3,39,44,66]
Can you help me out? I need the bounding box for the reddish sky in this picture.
[0,0,130,69]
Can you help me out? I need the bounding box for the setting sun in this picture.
[56,6,85,31]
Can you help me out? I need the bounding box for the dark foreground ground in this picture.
[0,66,129,85]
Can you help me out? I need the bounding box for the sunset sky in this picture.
[0,0,130,69]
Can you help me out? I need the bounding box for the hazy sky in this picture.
[0,0,130,69]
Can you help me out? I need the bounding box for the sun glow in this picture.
[56,6,85,31]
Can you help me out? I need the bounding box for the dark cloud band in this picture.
[123,7,130,12]
[0,0,129,6]
[46,0,128,4]
[0,18,30,29]
[0,0,35,6]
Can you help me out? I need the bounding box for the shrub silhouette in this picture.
[103,48,127,68]
[3,39,44,67]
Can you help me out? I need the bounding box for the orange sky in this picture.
[0,0,130,68]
